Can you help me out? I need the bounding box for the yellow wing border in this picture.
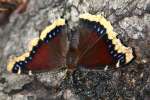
[79,13,134,65]
[7,14,135,73]
[7,19,65,73]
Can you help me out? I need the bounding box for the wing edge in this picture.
[79,13,134,64]
[7,18,65,74]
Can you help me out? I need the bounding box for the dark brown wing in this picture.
[77,14,134,69]
[7,19,68,74]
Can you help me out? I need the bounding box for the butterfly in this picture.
[7,13,135,74]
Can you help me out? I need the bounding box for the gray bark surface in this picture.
[0,0,149,99]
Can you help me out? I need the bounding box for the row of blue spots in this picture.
[13,63,20,73]
[107,41,116,57]
[116,53,125,64]
[109,49,125,64]
[92,23,124,64]
[12,42,40,73]
[109,48,117,58]
[82,20,106,37]
[27,27,61,62]
[83,20,126,64]
[93,24,106,37]
[12,27,62,73]
[91,22,126,65]
[44,27,61,43]
[24,40,42,65]
[107,41,125,64]
[30,40,42,55]
[13,61,26,73]
[12,48,38,73]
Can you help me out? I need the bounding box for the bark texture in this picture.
[0,0,150,100]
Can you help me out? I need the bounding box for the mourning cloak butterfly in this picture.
[7,13,135,74]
